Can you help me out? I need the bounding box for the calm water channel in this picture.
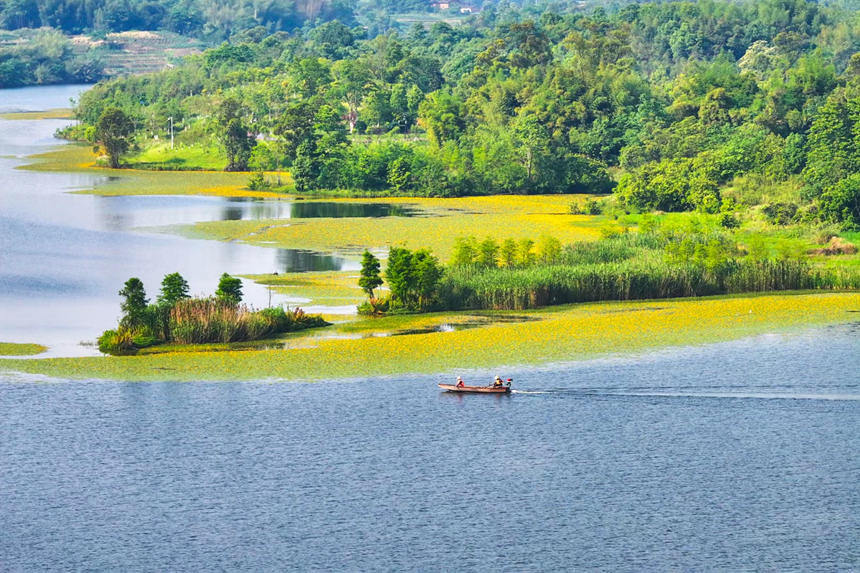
[1,325,858,570]
[0,86,397,356]
[1,86,858,571]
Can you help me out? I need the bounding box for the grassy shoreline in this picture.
[2,292,857,381]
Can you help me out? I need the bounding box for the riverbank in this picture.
[2,292,858,381]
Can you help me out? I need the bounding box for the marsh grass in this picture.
[441,259,859,311]
[0,342,48,356]
[169,299,328,344]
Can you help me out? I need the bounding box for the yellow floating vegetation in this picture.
[2,292,857,381]
[245,271,366,311]
[21,144,281,198]
[0,342,48,356]
[187,194,604,260]
[0,108,75,120]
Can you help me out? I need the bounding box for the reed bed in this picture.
[169,299,328,344]
[440,259,860,311]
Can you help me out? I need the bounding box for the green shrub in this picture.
[762,202,799,225]
[98,329,137,356]
[584,198,603,215]
[718,213,740,228]
[248,171,269,190]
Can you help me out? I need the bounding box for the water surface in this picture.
[0,324,857,570]
[0,86,376,357]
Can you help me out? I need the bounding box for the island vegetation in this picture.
[97,272,329,355]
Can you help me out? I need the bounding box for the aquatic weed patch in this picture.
[247,271,365,310]
[185,195,604,260]
[3,292,857,381]
[1,109,74,120]
[0,343,47,356]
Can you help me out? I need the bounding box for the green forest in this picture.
[69,0,860,231]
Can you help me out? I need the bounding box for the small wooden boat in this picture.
[438,383,511,394]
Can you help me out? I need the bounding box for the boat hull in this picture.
[438,384,511,394]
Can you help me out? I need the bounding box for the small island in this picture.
[98,272,329,356]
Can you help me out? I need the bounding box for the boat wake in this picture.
[510,390,550,395]
[509,388,860,401]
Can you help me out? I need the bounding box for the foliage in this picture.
[97,328,136,356]
[95,107,134,168]
[0,0,355,38]
[215,272,243,305]
[99,273,329,354]
[358,250,383,298]
[819,174,860,228]
[53,0,860,221]
[157,272,190,306]
[217,97,255,172]
[118,277,148,329]
[0,28,103,87]
[383,246,444,311]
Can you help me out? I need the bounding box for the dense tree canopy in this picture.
[0,0,355,37]
[68,0,860,226]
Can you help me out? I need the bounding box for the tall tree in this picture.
[358,250,383,298]
[119,277,148,328]
[95,107,134,169]
[215,273,243,305]
[157,272,190,306]
[217,97,255,171]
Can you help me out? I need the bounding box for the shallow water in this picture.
[0,86,390,357]
[0,324,857,570]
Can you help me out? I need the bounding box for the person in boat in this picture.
[456,376,465,388]
[506,378,513,387]
[493,376,503,388]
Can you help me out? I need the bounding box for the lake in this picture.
[0,85,857,571]
[0,86,397,356]
[0,323,858,570]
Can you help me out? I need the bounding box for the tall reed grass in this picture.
[99,299,329,354]
[169,299,328,344]
[439,259,860,311]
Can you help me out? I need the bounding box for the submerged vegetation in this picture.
[98,273,328,355]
